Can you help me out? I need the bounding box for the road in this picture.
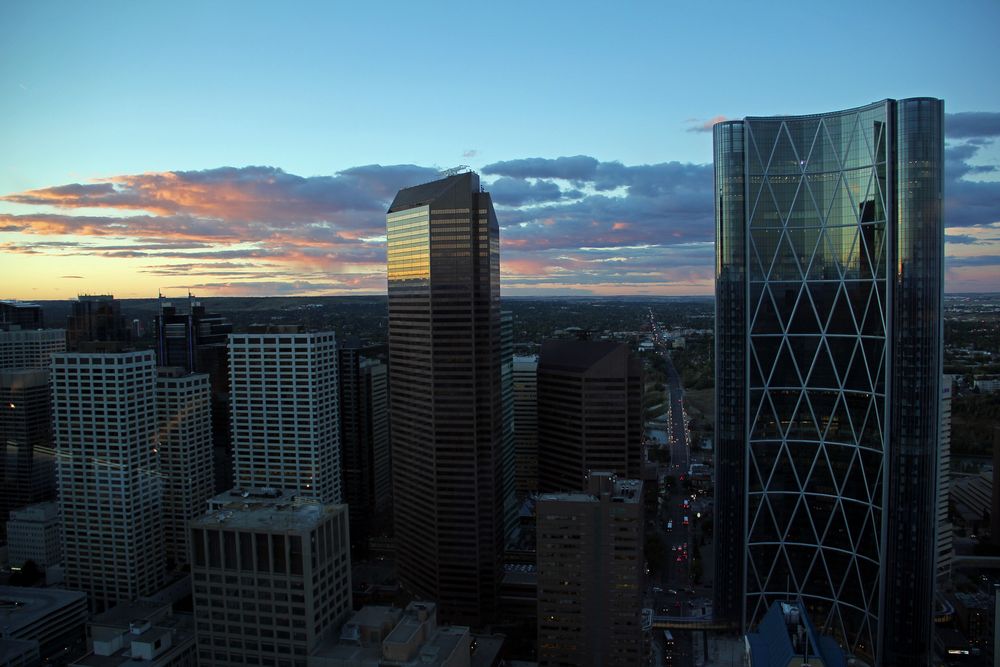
[648,309,709,666]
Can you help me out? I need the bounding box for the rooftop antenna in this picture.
[439,165,471,178]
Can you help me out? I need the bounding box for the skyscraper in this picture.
[337,340,390,559]
[537,340,643,493]
[51,350,165,612]
[0,300,44,330]
[937,380,953,586]
[66,295,130,351]
[713,98,943,665]
[386,171,505,625]
[512,355,539,495]
[228,327,341,503]
[0,328,66,370]
[536,472,645,667]
[156,367,214,568]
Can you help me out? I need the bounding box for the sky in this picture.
[1,0,999,299]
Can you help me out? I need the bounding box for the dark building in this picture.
[537,340,643,493]
[0,369,56,544]
[713,98,943,665]
[500,310,518,541]
[386,171,507,626]
[66,295,130,351]
[154,295,233,492]
[337,339,390,560]
[0,300,44,330]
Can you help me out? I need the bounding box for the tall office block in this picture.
[337,340,390,559]
[386,172,506,625]
[66,295,130,351]
[51,350,165,612]
[229,328,341,504]
[0,369,56,543]
[512,356,539,495]
[190,492,352,666]
[500,310,518,540]
[937,380,953,586]
[713,99,943,665]
[156,367,214,568]
[0,328,66,369]
[537,340,643,493]
[537,473,644,667]
[0,300,44,330]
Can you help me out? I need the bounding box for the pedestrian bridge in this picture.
[651,614,736,631]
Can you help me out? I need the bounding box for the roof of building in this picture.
[196,491,346,532]
[745,602,845,667]
[387,173,475,214]
[0,587,87,634]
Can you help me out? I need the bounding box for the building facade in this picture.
[51,350,165,612]
[512,355,539,495]
[713,99,943,665]
[386,172,506,625]
[228,329,341,504]
[0,300,44,330]
[0,328,66,370]
[6,501,62,568]
[337,342,390,559]
[189,494,352,666]
[156,368,215,568]
[537,340,643,493]
[66,295,130,351]
[937,380,953,587]
[536,473,645,667]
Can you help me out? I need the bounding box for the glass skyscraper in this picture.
[713,99,943,666]
[386,172,506,626]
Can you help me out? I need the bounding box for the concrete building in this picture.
[537,340,643,493]
[6,501,61,568]
[0,586,88,664]
[0,369,56,543]
[71,600,196,667]
[512,356,538,495]
[229,328,341,503]
[156,368,214,568]
[337,341,390,559]
[0,328,66,370]
[51,350,165,612]
[537,472,645,667]
[190,492,352,666]
[386,172,507,625]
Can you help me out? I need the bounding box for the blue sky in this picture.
[2,0,999,297]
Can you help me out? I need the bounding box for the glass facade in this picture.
[714,99,942,666]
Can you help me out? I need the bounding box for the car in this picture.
[667,588,678,595]
[682,516,689,526]
[666,520,673,530]
[652,586,663,593]
[676,555,683,562]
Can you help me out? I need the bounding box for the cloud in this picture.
[60,275,84,278]
[686,115,729,133]
[945,112,1000,139]
[462,149,479,158]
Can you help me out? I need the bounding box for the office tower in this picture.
[6,501,62,568]
[713,98,943,665]
[189,493,352,666]
[386,172,506,625]
[66,295,130,351]
[0,369,56,543]
[154,294,233,492]
[937,381,953,586]
[337,339,390,559]
[156,367,214,568]
[51,350,165,612]
[512,356,539,495]
[0,328,66,369]
[537,340,643,493]
[0,300,44,330]
[229,328,341,503]
[537,473,644,667]
[500,310,518,540]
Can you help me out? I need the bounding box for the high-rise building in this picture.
[536,472,645,667]
[0,369,57,543]
[0,328,66,369]
[6,501,62,568]
[189,491,352,667]
[937,380,953,587]
[51,350,165,612]
[156,367,214,568]
[512,355,539,495]
[713,98,943,665]
[66,295,130,351]
[0,300,44,330]
[500,310,518,540]
[386,172,506,625]
[229,328,341,503]
[337,339,390,559]
[537,340,643,493]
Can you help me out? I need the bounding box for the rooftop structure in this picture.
[744,601,846,667]
[71,600,196,667]
[0,586,88,663]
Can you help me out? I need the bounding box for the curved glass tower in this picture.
[713,99,943,666]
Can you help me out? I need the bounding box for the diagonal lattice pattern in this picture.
[743,103,889,661]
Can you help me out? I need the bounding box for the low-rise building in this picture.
[70,600,196,667]
[0,586,88,664]
[6,501,62,568]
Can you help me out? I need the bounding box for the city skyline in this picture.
[2,1,999,298]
